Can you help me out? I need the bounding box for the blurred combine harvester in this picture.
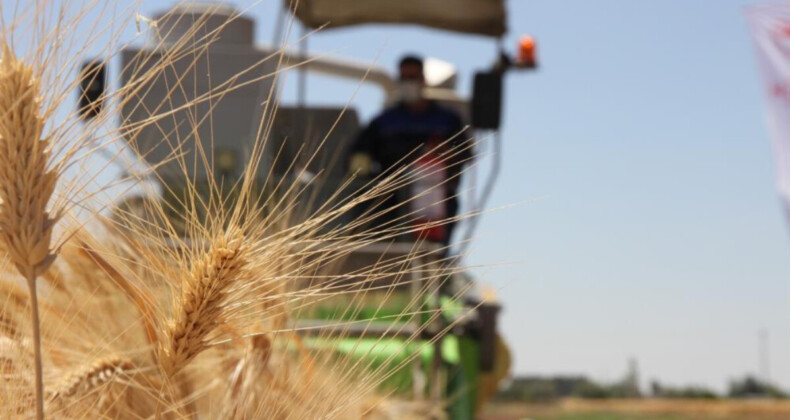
[80,2,536,418]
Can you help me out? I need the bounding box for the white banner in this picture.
[746,4,790,217]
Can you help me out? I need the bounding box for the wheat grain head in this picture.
[0,44,57,279]
[159,225,247,376]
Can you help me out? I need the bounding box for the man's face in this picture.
[398,63,425,104]
[399,63,424,85]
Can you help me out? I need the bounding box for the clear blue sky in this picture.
[70,0,790,391]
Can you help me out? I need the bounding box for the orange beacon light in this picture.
[518,35,537,68]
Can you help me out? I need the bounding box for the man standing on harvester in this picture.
[349,55,472,246]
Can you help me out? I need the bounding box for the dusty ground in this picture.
[480,399,790,420]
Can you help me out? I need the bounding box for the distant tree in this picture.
[495,376,601,402]
[521,381,558,402]
[650,380,719,399]
[651,380,662,397]
[728,375,787,399]
[573,380,612,399]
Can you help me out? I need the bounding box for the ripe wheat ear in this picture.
[159,225,247,377]
[0,43,59,420]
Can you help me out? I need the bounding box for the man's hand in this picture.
[349,153,373,177]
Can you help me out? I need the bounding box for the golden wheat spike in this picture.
[0,45,57,278]
[159,225,247,376]
[47,356,133,404]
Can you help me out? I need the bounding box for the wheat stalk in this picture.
[0,43,59,420]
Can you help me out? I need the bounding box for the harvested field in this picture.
[482,399,790,420]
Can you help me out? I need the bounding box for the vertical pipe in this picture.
[430,248,443,402]
[411,253,426,399]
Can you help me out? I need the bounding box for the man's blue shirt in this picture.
[352,101,470,177]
